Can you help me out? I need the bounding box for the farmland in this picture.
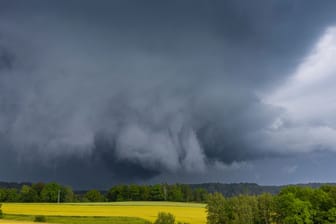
[1,202,207,224]
[0,221,38,224]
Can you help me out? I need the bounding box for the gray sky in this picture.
[1,0,336,189]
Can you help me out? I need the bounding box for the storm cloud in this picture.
[1,0,336,188]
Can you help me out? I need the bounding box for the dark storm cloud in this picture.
[0,47,13,70]
[1,0,336,187]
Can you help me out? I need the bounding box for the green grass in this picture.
[4,214,150,224]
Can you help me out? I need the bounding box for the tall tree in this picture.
[230,195,258,224]
[84,189,104,202]
[150,185,164,201]
[62,186,74,202]
[193,188,208,202]
[206,192,230,224]
[32,182,45,201]
[167,184,183,202]
[4,189,19,202]
[258,193,274,224]
[129,185,141,201]
[41,182,61,202]
[20,185,39,202]
[274,192,313,224]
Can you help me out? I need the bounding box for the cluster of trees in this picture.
[0,182,208,203]
[207,185,336,224]
[75,183,208,202]
[0,182,74,202]
[107,184,208,202]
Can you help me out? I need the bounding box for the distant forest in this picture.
[191,182,336,197]
[0,181,335,203]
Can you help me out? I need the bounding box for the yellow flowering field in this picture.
[2,201,206,224]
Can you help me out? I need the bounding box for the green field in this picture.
[2,202,207,224]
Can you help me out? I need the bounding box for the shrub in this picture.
[154,212,175,224]
[34,215,47,222]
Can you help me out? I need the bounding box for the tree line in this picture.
[0,182,208,203]
[207,185,336,224]
[0,182,74,203]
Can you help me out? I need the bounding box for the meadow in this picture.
[2,201,207,224]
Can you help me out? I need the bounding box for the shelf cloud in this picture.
[1,0,336,188]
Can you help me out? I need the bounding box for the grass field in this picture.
[2,202,207,224]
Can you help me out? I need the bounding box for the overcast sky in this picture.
[1,0,336,189]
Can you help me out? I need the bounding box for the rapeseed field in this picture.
[2,201,206,224]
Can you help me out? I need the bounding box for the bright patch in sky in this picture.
[263,26,336,153]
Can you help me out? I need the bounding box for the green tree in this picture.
[150,185,164,201]
[107,185,125,201]
[0,189,5,202]
[258,193,274,224]
[206,192,229,224]
[129,185,141,201]
[140,185,150,201]
[168,185,183,202]
[230,195,258,224]
[309,189,331,223]
[120,185,130,201]
[181,185,193,202]
[275,192,313,224]
[84,189,104,202]
[321,185,336,208]
[31,182,45,201]
[62,186,74,202]
[326,207,336,223]
[41,182,61,202]
[20,185,39,202]
[277,186,334,223]
[193,188,208,202]
[4,188,19,202]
